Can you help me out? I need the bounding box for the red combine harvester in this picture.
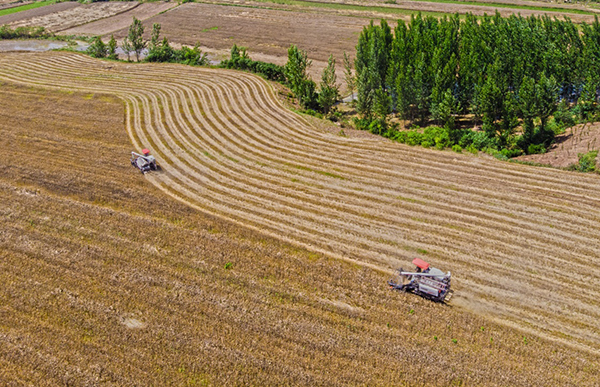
[388,258,453,303]
[131,149,157,174]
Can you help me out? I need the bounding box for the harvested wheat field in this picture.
[1,51,599,384]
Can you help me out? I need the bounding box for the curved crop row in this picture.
[1,52,599,353]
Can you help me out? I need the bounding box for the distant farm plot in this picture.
[0,0,54,17]
[59,1,176,36]
[102,0,599,80]
[0,1,77,25]
[190,0,598,23]
[3,1,138,32]
[1,52,599,357]
[108,2,371,78]
[112,2,367,63]
[1,52,599,385]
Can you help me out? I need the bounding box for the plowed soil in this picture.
[1,51,599,386]
[1,52,599,359]
[126,2,364,63]
[107,2,369,79]
[60,1,177,36]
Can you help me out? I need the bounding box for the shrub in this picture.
[143,23,209,66]
[466,144,478,154]
[393,131,408,143]
[176,44,209,66]
[146,37,176,63]
[500,148,523,158]
[86,36,107,58]
[406,131,424,146]
[452,144,462,153]
[220,46,285,82]
[527,144,546,155]
[368,119,386,135]
[0,25,48,39]
[353,117,372,131]
[459,130,495,150]
[568,150,598,172]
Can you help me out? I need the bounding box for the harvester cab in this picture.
[131,149,157,174]
[389,258,453,303]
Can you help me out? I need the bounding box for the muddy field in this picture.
[1,51,599,385]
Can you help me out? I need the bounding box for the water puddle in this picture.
[0,39,88,52]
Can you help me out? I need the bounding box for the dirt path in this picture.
[1,52,599,354]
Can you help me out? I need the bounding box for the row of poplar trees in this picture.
[355,13,600,149]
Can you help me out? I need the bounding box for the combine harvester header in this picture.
[388,258,453,303]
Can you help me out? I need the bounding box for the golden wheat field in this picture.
[1,51,599,385]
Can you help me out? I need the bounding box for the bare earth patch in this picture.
[516,123,600,168]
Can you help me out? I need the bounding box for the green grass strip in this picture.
[237,0,595,17]
[404,0,596,16]
[245,0,449,17]
[0,0,57,17]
